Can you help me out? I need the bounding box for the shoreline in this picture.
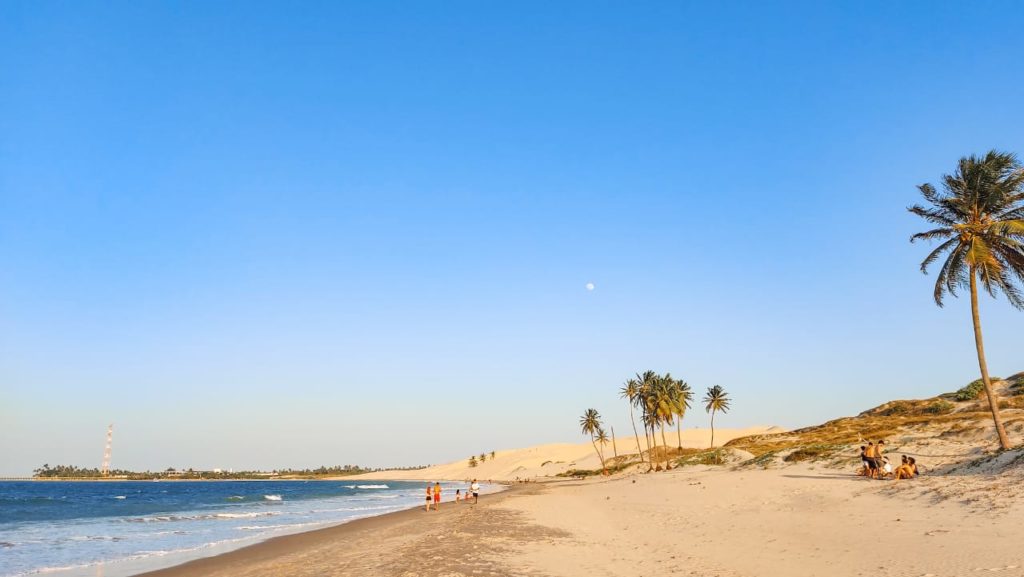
[131,483,524,577]
[123,463,1024,577]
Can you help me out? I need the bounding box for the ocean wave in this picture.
[68,535,126,542]
[113,495,127,500]
[213,511,278,519]
[355,484,389,489]
[125,511,281,523]
[236,522,318,531]
[263,494,283,501]
[227,495,245,501]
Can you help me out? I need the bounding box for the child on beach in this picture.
[455,489,461,503]
[425,484,432,512]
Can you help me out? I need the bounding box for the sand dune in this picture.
[347,426,778,482]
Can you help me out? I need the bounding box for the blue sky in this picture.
[2,2,1023,476]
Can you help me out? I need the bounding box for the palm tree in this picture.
[620,379,646,466]
[672,378,693,449]
[636,371,659,469]
[910,150,1024,450]
[646,373,676,469]
[656,375,675,461]
[703,385,731,448]
[596,427,610,472]
[579,408,606,471]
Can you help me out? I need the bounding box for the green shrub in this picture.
[1010,377,1024,396]
[885,402,911,416]
[677,449,727,467]
[783,444,842,463]
[954,378,991,402]
[924,399,955,414]
[556,461,632,477]
[742,450,779,468]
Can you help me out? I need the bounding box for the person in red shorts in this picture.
[432,482,442,510]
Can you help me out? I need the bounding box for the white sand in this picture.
[348,426,778,482]
[494,463,1023,577]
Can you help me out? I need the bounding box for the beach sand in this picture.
[345,426,779,483]
[136,461,1023,577]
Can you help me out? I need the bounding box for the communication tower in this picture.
[101,424,113,476]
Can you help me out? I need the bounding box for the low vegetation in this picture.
[953,378,990,402]
[726,373,1024,465]
[31,463,405,480]
[783,444,844,463]
[676,448,729,467]
[556,460,634,478]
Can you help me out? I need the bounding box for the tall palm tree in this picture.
[636,371,659,469]
[703,385,731,448]
[672,379,693,449]
[910,150,1024,450]
[620,378,646,466]
[579,408,606,470]
[652,374,676,468]
[595,427,610,472]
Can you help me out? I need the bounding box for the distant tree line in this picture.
[31,463,427,480]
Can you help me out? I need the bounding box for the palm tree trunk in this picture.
[628,407,645,466]
[642,418,654,471]
[646,423,656,470]
[676,417,682,450]
[970,269,1011,450]
[659,422,669,468]
[710,410,716,448]
[611,426,618,459]
[590,436,606,471]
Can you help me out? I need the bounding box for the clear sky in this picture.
[2,2,1023,476]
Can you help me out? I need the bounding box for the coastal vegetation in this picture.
[30,464,422,480]
[723,373,1024,467]
[703,385,731,448]
[909,150,1024,450]
[579,408,608,473]
[585,371,717,472]
[467,451,497,468]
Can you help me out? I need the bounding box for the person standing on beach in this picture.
[470,479,480,504]
[874,440,886,474]
[425,484,432,512]
[432,482,442,510]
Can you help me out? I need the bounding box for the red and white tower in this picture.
[101,424,113,476]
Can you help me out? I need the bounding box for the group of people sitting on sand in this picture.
[425,479,480,511]
[859,440,919,480]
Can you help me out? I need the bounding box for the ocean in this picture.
[0,479,480,577]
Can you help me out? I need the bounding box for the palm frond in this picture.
[919,237,958,274]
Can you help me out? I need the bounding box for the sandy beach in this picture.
[135,460,1023,577]
[132,396,1024,577]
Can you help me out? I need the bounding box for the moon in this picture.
[585,282,595,291]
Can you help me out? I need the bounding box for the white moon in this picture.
[585,282,595,291]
